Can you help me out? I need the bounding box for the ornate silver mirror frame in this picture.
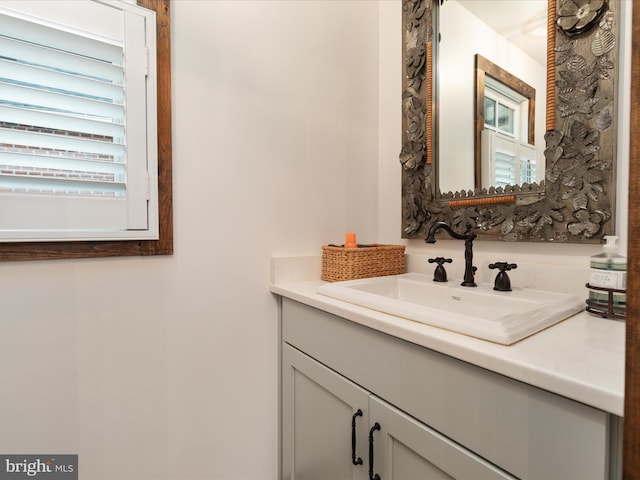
[400,0,620,242]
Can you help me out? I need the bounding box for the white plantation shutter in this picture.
[0,1,157,241]
[494,149,516,187]
[519,154,537,184]
[481,130,538,189]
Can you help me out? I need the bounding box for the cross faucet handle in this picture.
[489,262,518,291]
[428,257,452,282]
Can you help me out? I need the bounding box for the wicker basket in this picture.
[321,244,406,282]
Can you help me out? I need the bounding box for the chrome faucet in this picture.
[425,222,477,287]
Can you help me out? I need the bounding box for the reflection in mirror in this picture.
[400,0,620,243]
[476,54,541,189]
[437,0,548,194]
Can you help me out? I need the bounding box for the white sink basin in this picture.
[317,273,584,345]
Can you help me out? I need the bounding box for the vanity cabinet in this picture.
[281,298,620,480]
[283,344,514,479]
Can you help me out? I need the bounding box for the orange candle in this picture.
[345,232,357,248]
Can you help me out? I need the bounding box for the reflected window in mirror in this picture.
[474,54,542,191]
[483,82,523,138]
[481,77,538,188]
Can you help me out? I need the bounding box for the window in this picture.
[484,96,516,136]
[0,0,172,260]
[483,79,528,140]
[0,0,156,241]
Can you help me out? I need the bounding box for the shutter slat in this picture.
[0,128,125,157]
[0,175,126,196]
[0,11,122,63]
[0,151,126,176]
[0,81,124,120]
[0,35,123,83]
[0,58,124,102]
[0,104,124,139]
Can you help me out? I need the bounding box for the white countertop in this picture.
[271,264,625,416]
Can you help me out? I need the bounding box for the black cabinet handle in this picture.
[351,409,363,465]
[368,422,381,480]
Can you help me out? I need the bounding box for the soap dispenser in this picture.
[586,236,626,319]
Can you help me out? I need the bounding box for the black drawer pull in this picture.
[351,409,363,465]
[368,422,381,480]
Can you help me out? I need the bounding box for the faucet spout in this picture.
[426,222,470,243]
[425,222,477,287]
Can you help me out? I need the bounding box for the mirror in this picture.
[437,1,547,194]
[400,0,620,242]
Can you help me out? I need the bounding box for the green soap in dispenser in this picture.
[588,235,626,309]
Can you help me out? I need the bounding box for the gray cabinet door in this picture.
[282,344,369,480]
[283,343,515,480]
[369,396,515,480]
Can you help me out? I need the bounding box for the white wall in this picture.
[0,1,380,479]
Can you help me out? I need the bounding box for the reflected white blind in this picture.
[520,157,536,184]
[494,151,516,187]
[0,11,126,198]
[482,130,539,189]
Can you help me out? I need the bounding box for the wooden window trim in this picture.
[0,0,173,261]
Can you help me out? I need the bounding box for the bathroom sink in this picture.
[316,273,584,345]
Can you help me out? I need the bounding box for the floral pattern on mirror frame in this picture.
[400,0,619,242]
